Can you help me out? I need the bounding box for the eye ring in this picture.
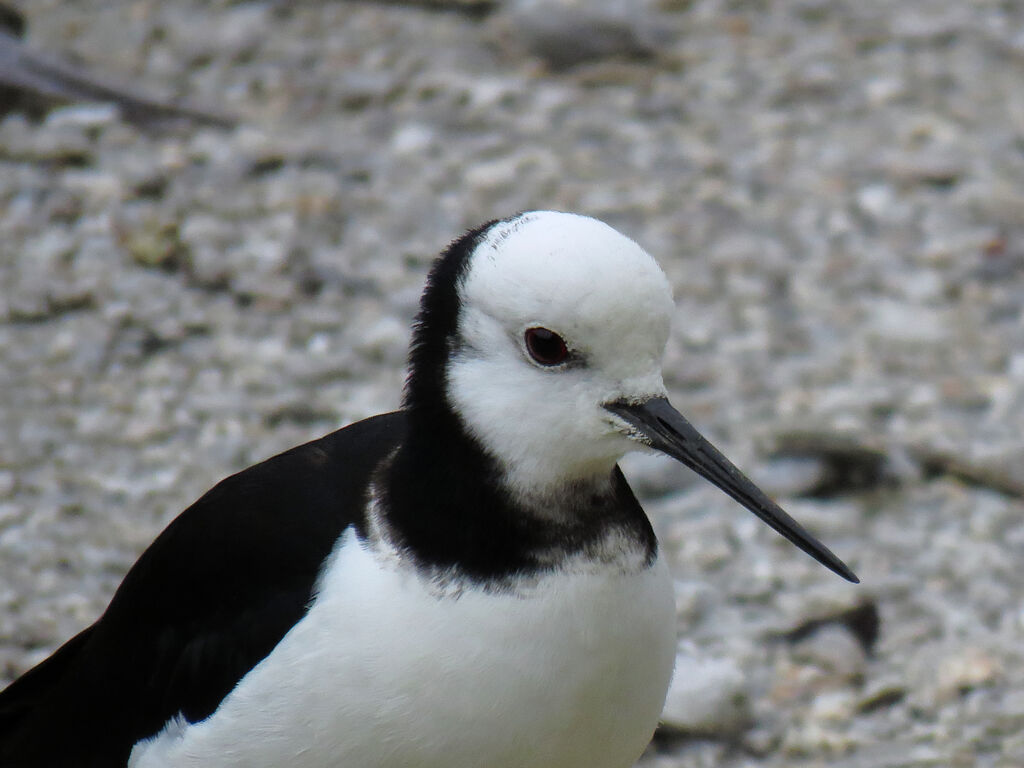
[524,327,569,366]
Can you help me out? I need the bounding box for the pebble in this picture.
[790,624,867,682]
[42,103,119,130]
[907,645,1003,710]
[660,654,752,737]
[494,1,661,70]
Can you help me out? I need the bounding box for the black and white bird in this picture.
[0,211,857,767]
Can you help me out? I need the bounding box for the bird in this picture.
[0,211,857,768]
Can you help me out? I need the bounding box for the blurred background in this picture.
[1,1,1023,765]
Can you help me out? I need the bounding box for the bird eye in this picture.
[524,327,569,366]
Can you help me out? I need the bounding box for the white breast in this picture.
[130,530,676,768]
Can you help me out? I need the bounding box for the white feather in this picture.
[448,211,675,497]
[130,529,676,768]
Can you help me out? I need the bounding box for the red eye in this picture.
[524,327,569,366]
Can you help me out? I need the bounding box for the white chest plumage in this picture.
[130,529,676,768]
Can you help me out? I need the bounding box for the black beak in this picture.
[606,397,858,583]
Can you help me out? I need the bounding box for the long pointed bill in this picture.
[606,397,858,583]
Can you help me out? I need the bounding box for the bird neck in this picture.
[373,406,657,584]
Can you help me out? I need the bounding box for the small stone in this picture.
[935,647,1002,699]
[751,456,829,498]
[790,624,867,681]
[391,124,435,156]
[886,149,965,187]
[43,103,119,130]
[865,299,947,343]
[493,2,659,70]
[855,183,900,221]
[808,689,856,722]
[119,217,184,270]
[857,677,908,713]
[865,76,905,106]
[779,721,859,759]
[659,654,752,737]
[908,645,1003,710]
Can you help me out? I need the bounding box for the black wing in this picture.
[0,411,406,768]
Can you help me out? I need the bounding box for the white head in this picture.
[402,210,857,581]
[442,211,674,497]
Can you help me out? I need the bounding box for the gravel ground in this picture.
[2,1,1024,765]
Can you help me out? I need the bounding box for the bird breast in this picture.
[130,529,677,768]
